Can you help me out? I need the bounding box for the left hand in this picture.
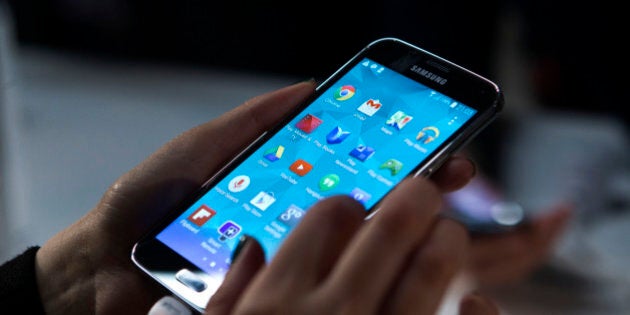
[34,81,318,314]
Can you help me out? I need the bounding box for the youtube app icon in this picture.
[289,159,313,176]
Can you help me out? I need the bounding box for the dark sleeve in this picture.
[0,246,46,314]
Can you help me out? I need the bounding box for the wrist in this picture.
[35,227,98,314]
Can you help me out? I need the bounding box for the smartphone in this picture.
[131,37,504,312]
[443,174,528,234]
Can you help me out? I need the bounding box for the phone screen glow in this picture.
[155,57,477,282]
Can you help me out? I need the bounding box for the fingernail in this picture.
[148,296,192,315]
[291,77,317,85]
[230,234,252,263]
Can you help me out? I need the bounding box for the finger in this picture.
[98,81,316,236]
[271,196,366,284]
[122,80,316,190]
[382,218,470,315]
[319,176,443,312]
[148,296,192,315]
[470,203,572,261]
[468,245,538,286]
[246,196,366,295]
[468,229,541,286]
[458,293,500,315]
[532,203,573,249]
[468,204,573,285]
[430,154,476,193]
[469,233,527,267]
[205,236,265,315]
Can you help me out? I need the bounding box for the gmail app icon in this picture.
[357,99,382,116]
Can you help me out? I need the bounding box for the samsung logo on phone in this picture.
[410,65,448,85]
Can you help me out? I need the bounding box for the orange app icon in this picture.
[289,159,313,176]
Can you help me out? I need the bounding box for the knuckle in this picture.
[374,181,443,237]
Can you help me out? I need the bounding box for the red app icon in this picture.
[295,114,323,133]
[289,159,313,176]
[187,205,216,227]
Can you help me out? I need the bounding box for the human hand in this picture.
[204,157,486,313]
[465,203,573,287]
[34,81,318,314]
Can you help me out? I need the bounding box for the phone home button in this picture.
[175,269,207,292]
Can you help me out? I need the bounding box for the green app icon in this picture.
[380,159,403,176]
[319,174,340,191]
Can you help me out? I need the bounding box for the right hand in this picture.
[207,167,499,314]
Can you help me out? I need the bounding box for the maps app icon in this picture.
[386,111,413,130]
[357,99,382,116]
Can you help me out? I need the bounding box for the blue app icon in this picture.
[350,188,371,205]
[217,221,241,242]
[349,145,375,161]
[326,126,351,144]
[277,205,305,229]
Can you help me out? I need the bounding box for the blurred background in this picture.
[1,1,628,314]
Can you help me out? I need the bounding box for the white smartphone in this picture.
[131,37,504,312]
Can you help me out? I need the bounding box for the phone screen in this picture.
[132,38,502,311]
[157,57,476,276]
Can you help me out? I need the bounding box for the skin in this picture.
[208,178,471,314]
[34,81,497,314]
[466,204,573,286]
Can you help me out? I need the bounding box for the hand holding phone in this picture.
[205,175,476,314]
[131,37,504,312]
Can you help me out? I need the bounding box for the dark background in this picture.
[3,0,628,178]
[6,0,503,79]
[6,0,626,124]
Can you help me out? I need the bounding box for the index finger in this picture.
[319,176,444,312]
[125,80,317,186]
[99,81,316,236]
[429,154,476,193]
